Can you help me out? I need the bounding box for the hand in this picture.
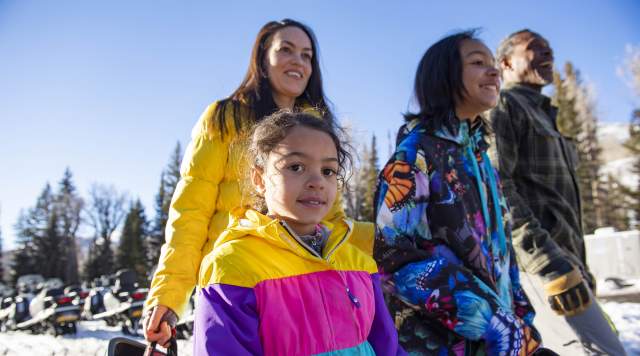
[543,268,592,316]
[143,305,178,348]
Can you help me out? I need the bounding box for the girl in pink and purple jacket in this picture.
[193,111,404,355]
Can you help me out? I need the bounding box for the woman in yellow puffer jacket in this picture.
[143,19,374,348]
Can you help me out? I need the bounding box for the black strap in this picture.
[144,336,177,356]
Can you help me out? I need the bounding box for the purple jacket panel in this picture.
[193,284,262,356]
[369,273,407,356]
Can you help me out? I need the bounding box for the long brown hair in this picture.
[215,19,334,138]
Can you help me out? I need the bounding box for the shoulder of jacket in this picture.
[500,89,533,112]
[204,235,265,287]
[191,99,254,141]
[334,239,378,274]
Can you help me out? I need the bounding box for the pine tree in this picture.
[553,62,603,234]
[147,142,182,278]
[342,134,380,222]
[10,215,37,286]
[620,46,640,228]
[624,110,640,228]
[117,200,148,280]
[25,184,56,268]
[55,168,82,284]
[360,135,379,222]
[344,141,367,221]
[147,173,167,277]
[41,209,65,280]
[165,142,182,195]
[11,184,54,285]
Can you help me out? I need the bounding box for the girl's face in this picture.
[457,39,500,119]
[252,126,338,236]
[264,26,313,109]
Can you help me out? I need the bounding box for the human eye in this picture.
[279,45,292,53]
[302,52,312,61]
[287,163,304,173]
[322,168,337,177]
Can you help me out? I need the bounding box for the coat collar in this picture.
[427,112,488,152]
[219,208,353,262]
[503,83,552,108]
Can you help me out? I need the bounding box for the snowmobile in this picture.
[64,284,89,319]
[0,284,15,331]
[83,275,111,320]
[0,296,15,331]
[2,274,43,331]
[16,278,80,335]
[90,269,148,335]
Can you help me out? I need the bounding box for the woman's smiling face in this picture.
[264,26,313,109]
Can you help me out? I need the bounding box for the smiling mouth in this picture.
[539,62,553,70]
[285,71,303,79]
[480,84,499,92]
[297,198,325,206]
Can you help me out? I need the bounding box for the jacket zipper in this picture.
[279,221,363,333]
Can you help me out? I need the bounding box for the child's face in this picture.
[253,126,338,236]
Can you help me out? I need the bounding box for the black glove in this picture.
[544,267,592,316]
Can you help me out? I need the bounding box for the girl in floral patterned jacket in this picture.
[374,30,544,355]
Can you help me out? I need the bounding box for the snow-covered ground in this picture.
[602,302,640,355]
[0,302,638,355]
[0,321,193,356]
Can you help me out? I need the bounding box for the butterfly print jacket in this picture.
[374,116,541,355]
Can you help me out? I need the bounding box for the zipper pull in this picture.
[346,287,360,308]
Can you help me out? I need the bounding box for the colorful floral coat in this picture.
[374,116,541,355]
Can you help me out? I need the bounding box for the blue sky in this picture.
[1,0,638,249]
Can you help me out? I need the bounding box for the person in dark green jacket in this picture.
[489,28,626,355]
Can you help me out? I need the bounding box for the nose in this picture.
[292,53,304,66]
[487,65,499,77]
[306,172,325,190]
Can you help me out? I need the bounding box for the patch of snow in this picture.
[601,157,637,187]
[0,305,637,355]
[0,321,193,356]
[598,122,630,142]
[601,302,640,355]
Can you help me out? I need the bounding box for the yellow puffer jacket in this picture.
[145,100,374,317]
